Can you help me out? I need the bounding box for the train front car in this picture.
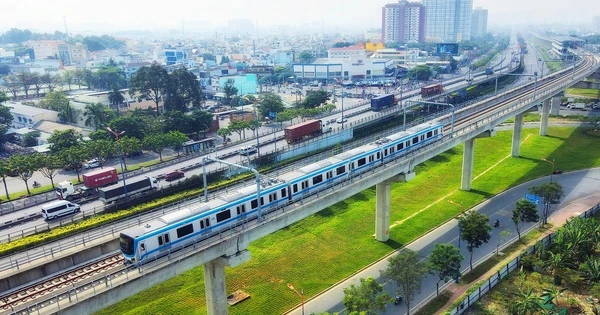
[119,225,150,264]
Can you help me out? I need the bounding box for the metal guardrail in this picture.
[0,55,594,273]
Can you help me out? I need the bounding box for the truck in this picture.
[421,83,443,98]
[370,94,398,111]
[284,120,330,144]
[99,176,160,204]
[56,167,118,201]
[567,103,586,110]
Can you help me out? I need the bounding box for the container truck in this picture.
[567,103,586,110]
[56,167,118,201]
[370,94,398,111]
[421,84,443,97]
[284,120,331,144]
[99,176,159,204]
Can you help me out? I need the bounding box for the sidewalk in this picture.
[434,192,600,314]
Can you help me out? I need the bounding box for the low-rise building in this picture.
[327,46,367,59]
[551,36,586,60]
[8,103,60,129]
[293,56,393,81]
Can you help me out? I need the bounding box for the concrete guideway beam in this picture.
[204,251,251,315]
[512,113,524,157]
[375,172,415,242]
[540,98,551,136]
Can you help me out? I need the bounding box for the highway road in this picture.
[0,52,521,238]
[287,168,600,315]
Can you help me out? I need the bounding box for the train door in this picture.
[158,233,171,250]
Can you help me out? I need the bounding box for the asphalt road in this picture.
[287,168,600,315]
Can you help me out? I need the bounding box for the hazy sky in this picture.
[1,0,598,34]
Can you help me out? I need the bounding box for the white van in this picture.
[238,145,257,156]
[41,201,81,220]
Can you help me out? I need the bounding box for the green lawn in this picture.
[565,87,600,98]
[97,127,600,315]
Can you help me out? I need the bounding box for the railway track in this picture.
[1,55,596,315]
[0,254,124,313]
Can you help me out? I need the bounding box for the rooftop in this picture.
[33,120,84,134]
[329,46,365,51]
[8,103,59,117]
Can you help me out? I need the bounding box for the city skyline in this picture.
[0,0,599,34]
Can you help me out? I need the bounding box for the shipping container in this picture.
[99,177,159,203]
[421,84,443,97]
[284,120,323,143]
[370,94,398,111]
[82,168,118,189]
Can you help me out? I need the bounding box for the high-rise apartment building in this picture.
[422,0,472,42]
[381,0,426,44]
[471,7,488,39]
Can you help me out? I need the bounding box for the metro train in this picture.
[119,121,445,264]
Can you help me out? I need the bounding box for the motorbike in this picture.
[33,181,41,188]
[494,219,500,228]
[395,295,402,305]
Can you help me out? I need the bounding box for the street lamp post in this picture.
[242,96,261,158]
[541,158,555,182]
[340,63,345,129]
[106,127,127,197]
[448,199,463,283]
[287,283,304,315]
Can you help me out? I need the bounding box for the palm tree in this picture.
[108,86,125,109]
[83,103,108,130]
[543,251,570,285]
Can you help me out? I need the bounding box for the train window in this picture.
[176,224,194,238]
[261,197,265,205]
[140,243,146,251]
[205,218,210,227]
[406,141,410,147]
[158,236,163,246]
[164,234,170,243]
[326,171,332,179]
[435,129,438,135]
[427,131,433,138]
[281,188,287,198]
[368,155,373,162]
[384,149,388,156]
[241,205,246,213]
[413,137,419,144]
[302,181,308,189]
[421,135,425,141]
[200,220,204,229]
[398,143,404,150]
[251,199,258,209]
[293,184,298,193]
[269,193,276,202]
[391,147,395,153]
[313,174,323,184]
[358,158,366,167]
[237,206,242,215]
[216,210,232,223]
[377,152,381,159]
[336,166,346,175]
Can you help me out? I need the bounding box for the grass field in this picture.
[565,87,600,98]
[97,126,600,315]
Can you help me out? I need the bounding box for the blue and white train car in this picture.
[119,121,445,264]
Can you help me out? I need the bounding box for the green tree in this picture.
[35,153,62,188]
[408,65,433,81]
[62,70,75,90]
[257,92,285,118]
[342,277,391,315]
[94,67,126,90]
[187,109,214,139]
[512,199,540,241]
[48,129,82,154]
[201,53,215,61]
[108,86,125,108]
[85,139,115,168]
[9,154,39,195]
[118,136,142,170]
[83,102,110,130]
[0,92,14,147]
[3,74,21,100]
[428,244,463,296]
[380,249,427,314]
[302,89,329,109]
[229,119,250,140]
[512,288,542,315]
[216,127,232,143]
[39,91,78,123]
[22,131,41,147]
[540,286,566,308]
[458,211,492,270]
[74,69,87,89]
[166,131,188,156]
[30,72,43,97]
[162,110,190,134]
[59,145,88,182]
[164,68,204,111]
[0,160,12,199]
[298,50,314,63]
[143,133,170,161]
[580,256,600,284]
[40,73,60,92]
[129,64,169,116]
[223,79,238,106]
[529,182,564,225]
[220,56,230,64]
[108,116,144,140]
[17,72,35,98]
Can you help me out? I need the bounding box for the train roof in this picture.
[406,121,441,133]
[381,131,412,143]
[121,219,167,238]
[297,157,342,174]
[278,170,305,182]
[158,204,213,225]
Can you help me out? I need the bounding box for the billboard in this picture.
[436,43,459,56]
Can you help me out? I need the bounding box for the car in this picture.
[84,159,101,169]
[336,117,348,124]
[164,170,185,181]
[238,145,258,155]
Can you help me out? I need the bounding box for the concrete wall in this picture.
[572,81,600,90]
[0,239,119,293]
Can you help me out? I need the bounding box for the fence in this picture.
[448,202,600,315]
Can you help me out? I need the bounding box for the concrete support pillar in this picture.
[540,98,551,136]
[204,251,251,315]
[511,113,524,157]
[374,172,414,242]
[461,139,475,191]
[375,181,391,242]
[551,96,561,116]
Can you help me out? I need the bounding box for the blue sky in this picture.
[0,0,597,33]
